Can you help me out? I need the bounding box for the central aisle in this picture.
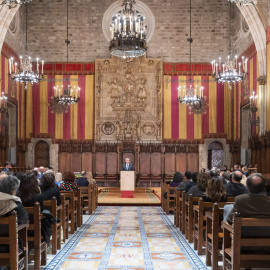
[45,206,208,270]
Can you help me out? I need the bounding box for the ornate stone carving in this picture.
[95,57,163,141]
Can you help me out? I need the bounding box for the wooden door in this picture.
[35,141,50,167]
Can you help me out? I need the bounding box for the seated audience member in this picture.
[185,172,198,192]
[170,172,183,187]
[76,171,89,187]
[222,172,230,184]
[266,178,270,197]
[33,167,42,181]
[200,168,206,173]
[242,166,249,177]
[227,173,270,222]
[86,172,96,185]
[2,162,12,172]
[176,171,192,190]
[186,173,210,200]
[60,171,79,191]
[40,173,61,206]
[55,172,63,187]
[233,164,240,171]
[0,175,28,224]
[224,170,249,197]
[203,177,227,202]
[0,173,7,182]
[17,172,44,211]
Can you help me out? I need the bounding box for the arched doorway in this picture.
[34,141,50,167]
[208,141,224,169]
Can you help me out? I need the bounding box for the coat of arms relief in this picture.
[95,57,162,141]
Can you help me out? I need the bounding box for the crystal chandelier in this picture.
[0,0,32,9]
[212,2,247,88]
[109,0,147,59]
[178,0,207,115]
[50,0,80,110]
[227,0,258,6]
[8,3,44,89]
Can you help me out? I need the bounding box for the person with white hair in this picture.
[0,175,28,224]
[55,172,63,187]
[121,158,134,171]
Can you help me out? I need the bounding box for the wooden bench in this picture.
[180,191,186,234]
[60,191,78,234]
[165,186,177,215]
[75,189,82,227]
[222,216,270,270]
[25,202,47,270]
[184,195,200,243]
[0,211,28,270]
[43,197,62,254]
[92,183,98,212]
[174,190,181,227]
[60,194,69,242]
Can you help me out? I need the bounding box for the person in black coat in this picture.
[76,171,89,187]
[224,170,248,197]
[40,173,61,206]
[121,158,135,171]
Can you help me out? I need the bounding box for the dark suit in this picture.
[121,162,134,171]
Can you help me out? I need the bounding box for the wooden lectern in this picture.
[120,171,135,198]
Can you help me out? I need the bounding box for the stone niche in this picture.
[95,57,163,141]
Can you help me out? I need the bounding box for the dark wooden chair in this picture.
[92,184,98,212]
[95,174,106,187]
[25,202,47,270]
[161,182,167,211]
[174,190,181,227]
[184,195,200,243]
[80,185,93,214]
[165,186,177,215]
[180,191,186,234]
[222,216,270,270]
[0,211,28,270]
[60,191,78,234]
[75,189,82,227]
[106,174,118,187]
[43,197,62,254]
[60,194,69,242]
[150,174,162,187]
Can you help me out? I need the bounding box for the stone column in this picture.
[257,76,267,135]
[50,144,59,172]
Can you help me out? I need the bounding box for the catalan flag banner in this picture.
[163,75,236,140]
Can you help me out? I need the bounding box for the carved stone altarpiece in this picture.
[95,57,163,141]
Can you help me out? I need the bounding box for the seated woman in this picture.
[186,173,210,201]
[170,172,183,187]
[60,171,79,191]
[17,172,44,211]
[86,171,96,185]
[0,175,28,224]
[55,172,63,187]
[40,173,61,206]
[203,177,227,202]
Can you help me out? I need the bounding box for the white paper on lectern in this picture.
[120,171,135,191]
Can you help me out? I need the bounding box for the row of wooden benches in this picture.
[0,184,98,270]
[161,184,270,270]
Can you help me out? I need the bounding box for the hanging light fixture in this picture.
[50,0,80,111]
[8,3,44,89]
[178,0,207,115]
[0,92,8,115]
[227,0,258,6]
[0,0,32,9]
[109,0,147,59]
[212,2,247,89]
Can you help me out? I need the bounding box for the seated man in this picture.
[2,162,11,172]
[224,170,248,197]
[75,171,89,187]
[177,171,192,191]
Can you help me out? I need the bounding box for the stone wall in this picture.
[3,0,234,63]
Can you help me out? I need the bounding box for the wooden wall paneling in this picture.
[70,152,82,172]
[176,153,187,173]
[82,152,92,172]
[139,152,151,175]
[187,153,199,172]
[267,148,270,174]
[151,152,162,175]
[107,152,118,174]
[58,152,70,173]
[95,152,106,175]
[165,153,175,174]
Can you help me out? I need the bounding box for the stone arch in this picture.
[236,3,266,76]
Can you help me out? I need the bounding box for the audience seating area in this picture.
[161,182,270,270]
[0,183,98,270]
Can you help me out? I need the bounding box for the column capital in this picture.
[257,76,267,85]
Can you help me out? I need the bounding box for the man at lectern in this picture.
[122,158,134,171]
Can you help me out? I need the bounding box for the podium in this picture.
[120,171,135,198]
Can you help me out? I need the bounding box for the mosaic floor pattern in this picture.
[45,206,208,270]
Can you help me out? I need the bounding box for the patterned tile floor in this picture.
[43,206,209,270]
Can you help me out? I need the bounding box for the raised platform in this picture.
[98,187,161,206]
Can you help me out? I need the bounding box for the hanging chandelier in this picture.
[0,92,8,115]
[177,0,207,115]
[212,2,247,88]
[0,0,32,8]
[50,0,80,111]
[109,0,147,59]
[8,3,44,89]
[227,0,258,6]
